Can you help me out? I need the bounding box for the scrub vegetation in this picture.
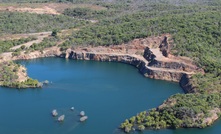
[0,36,37,54]
[0,11,87,34]
[0,61,39,88]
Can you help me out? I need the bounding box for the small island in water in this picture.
[0,0,220,133]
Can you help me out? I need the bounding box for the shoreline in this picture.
[2,45,216,133]
[0,44,196,93]
[0,34,200,92]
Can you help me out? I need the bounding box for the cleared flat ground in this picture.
[0,3,106,15]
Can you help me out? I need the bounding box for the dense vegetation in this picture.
[0,61,19,84]
[190,73,221,94]
[0,11,87,34]
[63,7,118,20]
[0,61,40,88]
[120,93,221,132]
[68,7,221,77]
[59,0,221,94]
[27,36,58,52]
[0,36,37,54]
[60,0,221,132]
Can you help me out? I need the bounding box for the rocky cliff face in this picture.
[143,47,156,62]
[141,68,185,82]
[64,50,190,82]
[148,60,197,72]
[0,34,199,93]
[159,36,170,57]
[143,46,199,72]
[179,74,196,93]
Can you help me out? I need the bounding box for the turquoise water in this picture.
[0,58,220,134]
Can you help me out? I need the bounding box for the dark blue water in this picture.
[0,58,220,134]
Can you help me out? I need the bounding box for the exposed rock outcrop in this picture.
[143,47,156,62]
[0,34,200,92]
[159,36,170,57]
[65,50,193,82]
[14,47,61,60]
[203,108,220,126]
[148,60,197,72]
[180,74,195,93]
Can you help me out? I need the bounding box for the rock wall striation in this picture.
[0,35,199,93]
[64,50,192,83]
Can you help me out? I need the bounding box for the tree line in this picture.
[0,11,87,34]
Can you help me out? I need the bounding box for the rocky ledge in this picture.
[0,34,202,91]
[60,34,201,85]
[64,50,192,82]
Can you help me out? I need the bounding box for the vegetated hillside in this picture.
[0,11,87,34]
[0,37,37,54]
[121,93,221,132]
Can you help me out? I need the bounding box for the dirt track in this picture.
[10,33,50,50]
[0,31,51,41]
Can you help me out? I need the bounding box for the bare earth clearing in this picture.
[0,3,106,15]
[0,31,51,41]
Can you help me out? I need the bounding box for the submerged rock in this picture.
[80,116,88,122]
[124,126,131,133]
[80,111,85,116]
[52,109,58,117]
[37,82,43,88]
[43,80,49,85]
[58,115,65,122]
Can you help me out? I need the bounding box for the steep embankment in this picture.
[0,34,201,89]
[62,34,201,84]
[64,49,192,82]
